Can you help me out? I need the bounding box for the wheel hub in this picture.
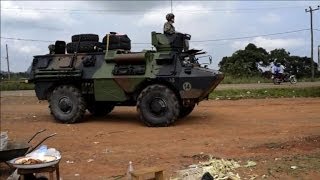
[149,97,167,116]
[58,97,73,113]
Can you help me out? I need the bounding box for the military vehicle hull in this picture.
[29,33,223,127]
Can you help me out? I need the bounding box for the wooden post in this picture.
[5,44,10,80]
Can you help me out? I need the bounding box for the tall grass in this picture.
[0,81,34,91]
[221,76,270,84]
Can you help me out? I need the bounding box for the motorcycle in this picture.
[272,73,297,85]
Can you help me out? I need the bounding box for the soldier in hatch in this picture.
[163,13,177,34]
[163,13,189,51]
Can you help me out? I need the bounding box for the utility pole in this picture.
[171,0,173,13]
[5,44,10,80]
[318,45,320,71]
[305,5,319,82]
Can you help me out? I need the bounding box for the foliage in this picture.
[219,44,320,78]
[0,71,30,81]
[0,81,34,91]
[221,75,271,84]
[219,43,269,77]
[209,87,320,100]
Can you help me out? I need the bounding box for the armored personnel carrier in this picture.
[28,32,223,127]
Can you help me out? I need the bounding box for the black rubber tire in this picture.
[290,76,297,84]
[108,42,131,50]
[49,85,86,123]
[87,102,114,117]
[179,104,195,118]
[137,84,179,127]
[273,78,281,85]
[102,34,131,44]
[71,34,99,42]
[66,41,104,53]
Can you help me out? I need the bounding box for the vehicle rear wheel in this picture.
[87,102,114,116]
[49,85,86,123]
[179,103,195,118]
[137,84,180,127]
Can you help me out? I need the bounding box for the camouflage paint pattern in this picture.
[29,32,223,104]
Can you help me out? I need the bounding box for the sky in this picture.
[1,0,319,72]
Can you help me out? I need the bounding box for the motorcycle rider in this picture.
[272,62,285,80]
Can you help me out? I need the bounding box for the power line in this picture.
[0,37,53,43]
[0,5,309,14]
[191,29,310,42]
[1,28,310,44]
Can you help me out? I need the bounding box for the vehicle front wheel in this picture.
[49,85,86,123]
[137,84,180,127]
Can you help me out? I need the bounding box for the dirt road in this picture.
[1,96,319,179]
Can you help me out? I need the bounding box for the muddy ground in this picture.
[0,96,319,180]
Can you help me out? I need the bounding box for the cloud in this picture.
[1,1,318,72]
[87,1,166,13]
[135,1,238,41]
[137,3,210,27]
[18,45,42,54]
[231,37,304,51]
[0,39,47,72]
[1,1,42,21]
[1,1,78,31]
[258,13,281,24]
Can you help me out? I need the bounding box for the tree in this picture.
[287,56,319,78]
[218,43,269,77]
[219,43,319,78]
[269,49,290,65]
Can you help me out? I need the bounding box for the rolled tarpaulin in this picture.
[113,52,145,63]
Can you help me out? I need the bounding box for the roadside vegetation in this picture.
[221,76,271,84]
[2,81,319,100]
[209,87,320,100]
[0,81,34,91]
[221,76,320,84]
[219,43,320,79]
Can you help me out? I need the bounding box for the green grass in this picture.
[0,81,34,91]
[221,76,270,84]
[1,80,320,100]
[221,76,320,84]
[296,77,320,82]
[210,87,320,100]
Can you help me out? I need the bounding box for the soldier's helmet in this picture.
[166,13,175,21]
